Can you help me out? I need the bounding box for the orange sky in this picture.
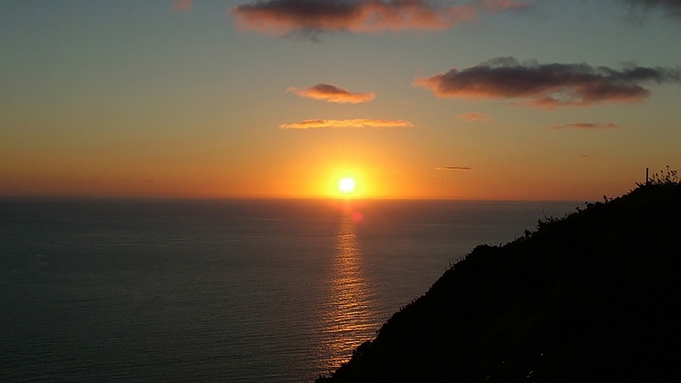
[1,1,680,200]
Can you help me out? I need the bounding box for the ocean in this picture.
[0,198,577,382]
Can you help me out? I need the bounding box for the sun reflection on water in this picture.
[319,212,379,371]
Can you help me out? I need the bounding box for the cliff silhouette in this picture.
[317,178,681,382]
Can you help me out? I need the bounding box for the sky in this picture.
[1,0,680,200]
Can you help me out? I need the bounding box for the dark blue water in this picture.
[0,198,577,382]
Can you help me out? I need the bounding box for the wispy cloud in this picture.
[413,57,681,108]
[551,122,620,130]
[288,84,375,103]
[436,166,472,171]
[229,0,528,38]
[457,112,490,122]
[173,0,193,11]
[480,0,529,13]
[626,0,681,18]
[279,118,413,129]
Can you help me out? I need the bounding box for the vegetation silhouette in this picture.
[317,176,681,382]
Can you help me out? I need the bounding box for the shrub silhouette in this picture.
[317,178,681,383]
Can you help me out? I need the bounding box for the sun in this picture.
[338,177,356,194]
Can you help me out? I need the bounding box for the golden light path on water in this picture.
[319,211,379,371]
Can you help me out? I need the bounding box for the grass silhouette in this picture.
[317,178,681,382]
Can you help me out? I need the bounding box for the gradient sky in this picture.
[1,0,680,200]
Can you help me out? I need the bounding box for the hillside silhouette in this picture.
[317,177,681,382]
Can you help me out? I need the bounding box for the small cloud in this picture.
[413,57,681,108]
[580,154,591,158]
[279,118,413,129]
[480,0,530,13]
[229,0,528,38]
[551,122,620,130]
[173,0,193,11]
[288,84,375,104]
[457,112,490,122]
[626,0,681,19]
[436,166,472,171]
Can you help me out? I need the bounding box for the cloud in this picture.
[480,0,529,13]
[551,122,620,130]
[626,0,681,18]
[457,112,489,122]
[173,0,193,11]
[436,166,472,170]
[288,84,375,103]
[229,0,528,37]
[279,118,413,129]
[413,57,681,108]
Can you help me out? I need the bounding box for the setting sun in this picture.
[338,177,356,194]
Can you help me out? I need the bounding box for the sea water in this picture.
[0,198,577,382]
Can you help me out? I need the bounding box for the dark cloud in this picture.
[482,0,529,12]
[552,122,620,130]
[288,84,375,103]
[626,0,681,18]
[229,0,528,37]
[436,166,472,170]
[413,57,681,108]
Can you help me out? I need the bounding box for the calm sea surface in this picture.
[0,198,577,382]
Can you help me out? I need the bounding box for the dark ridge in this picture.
[317,180,681,382]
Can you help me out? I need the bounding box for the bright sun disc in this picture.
[339,177,356,193]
